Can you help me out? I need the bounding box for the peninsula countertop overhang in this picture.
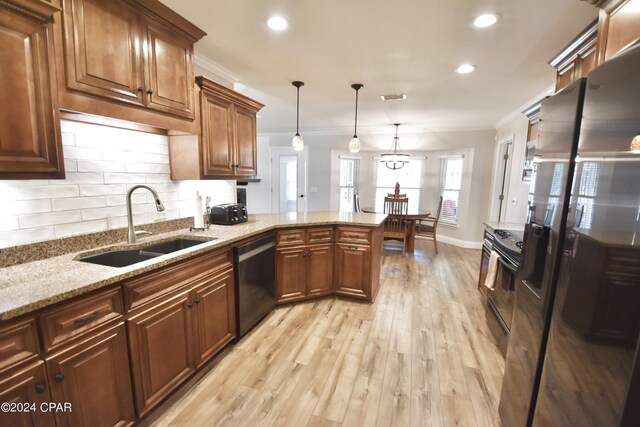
[0,212,387,321]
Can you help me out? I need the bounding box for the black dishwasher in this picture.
[233,232,276,338]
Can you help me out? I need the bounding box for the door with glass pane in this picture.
[270,148,308,213]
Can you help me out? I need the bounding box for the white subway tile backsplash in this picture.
[1,120,236,248]
[0,216,20,231]
[0,227,55,249]
[81,206,126,221]
[54,219,108,238]
[125,162,162,174]
[16,185,79,200]
[63,146,103,161]
[52,196,106,211]
[49,172,103,185]
[20,210,82,229]
[103,173,146,184]
[78,160,126,173]
[79,184,127,196]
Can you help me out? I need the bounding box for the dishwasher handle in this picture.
[237,241,275,262]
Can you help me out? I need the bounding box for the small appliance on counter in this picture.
[208,203,248,225]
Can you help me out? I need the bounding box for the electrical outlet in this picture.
[511,197,517,206]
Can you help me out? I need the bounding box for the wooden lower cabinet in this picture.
[275,246,307,303]
[306,244,334,298]
[127,290,195,416]
[334,244,372,299]
[276,243,334,303]
[193,269,236,367]
[45,323,134,427]
[0,361,55,427]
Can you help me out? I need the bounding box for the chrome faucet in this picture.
[127,185,165,244]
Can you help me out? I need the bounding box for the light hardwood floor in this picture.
[150,239,505,427]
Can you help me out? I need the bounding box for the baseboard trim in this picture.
[432,235,482,249]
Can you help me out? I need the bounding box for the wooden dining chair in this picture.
[387,192,407,198]
[416,196,443,254]
[383,196,410,255]
[353,193,361,212]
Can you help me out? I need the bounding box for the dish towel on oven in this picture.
[484,250,501,289]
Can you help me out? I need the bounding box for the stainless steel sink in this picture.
[78,237,213,268]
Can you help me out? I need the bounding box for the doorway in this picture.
[494,137,513,222]
[270,147,308,213]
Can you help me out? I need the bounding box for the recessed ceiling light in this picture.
[455,64,476,74]
[473,13,500,28]
[267,16,288,31]
[381,94,407,101]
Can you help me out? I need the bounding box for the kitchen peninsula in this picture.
[0,212,385,424]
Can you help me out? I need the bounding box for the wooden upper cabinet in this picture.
[0,0,64,179]
[549,21,599,92]
[62,0,144,106]
[234,104,259,176]
[143,16,195,118]
[58,0,205,128]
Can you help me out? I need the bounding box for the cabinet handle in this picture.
[35,384,46,394]
[146,89,154,98]
[187,302,193,308]
[194,298,201,304]
[74,310,99,325]
[137,86,144,93]
[350,246,359,250]
[54,373,64,383]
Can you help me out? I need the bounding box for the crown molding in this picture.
[495,84,554,129]
[193,52,240,83]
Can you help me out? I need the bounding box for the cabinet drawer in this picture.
[0,318,40,374]
[124,249,232,312]
[307,227,334,244]
[39,288,123,352]
[276,229,306,247]
[336,227,371,245]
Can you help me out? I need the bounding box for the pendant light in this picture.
[349,83,363,153]
[292,81,304,151]
[380,123,409,170]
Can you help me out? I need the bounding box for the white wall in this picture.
[254,129,495,246]
[493,115,532,224]
[0,121,235,249]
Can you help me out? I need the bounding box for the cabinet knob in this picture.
[35,384,46,394]
[137,86,144,93]
[194,298,201,304]
[146,89,154,98]
[187,303,193,308]
[54,373,64,383]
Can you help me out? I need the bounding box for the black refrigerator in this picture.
[499,41,640,426]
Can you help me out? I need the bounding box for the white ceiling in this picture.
[161,0,597,142]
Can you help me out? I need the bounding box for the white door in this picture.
[270,147,308,213]
[494,138,513,221]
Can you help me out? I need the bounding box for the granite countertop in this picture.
[0,212,386,321]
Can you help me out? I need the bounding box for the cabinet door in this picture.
[127,291,195,416]
[62,0,144,106]
[306,244,334,298]
[192,269,236,367]
[233,105,257,176]
[0,4,63,178]
[0,361,54,427]
[276,246,306,303]
[143,17,195,119]
[200,91,235,177]
[46,323,134,427]
[334,244,371,299]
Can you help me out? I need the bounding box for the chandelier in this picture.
[380,123,409,170]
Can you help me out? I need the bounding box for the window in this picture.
[439,157,464,224]
[373,158,425,212]
[575,161,599,229]
[339,158,359,212]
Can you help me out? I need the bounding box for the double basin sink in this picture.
[79,237,215,268]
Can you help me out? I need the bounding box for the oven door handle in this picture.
[497,256,518,273]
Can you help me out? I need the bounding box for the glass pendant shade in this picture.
[293,133,304,151]
[292,81,304,151]
[349,136,361,153]
[381,123,409,170]
[349,83,364,153]
[631,133,640,152]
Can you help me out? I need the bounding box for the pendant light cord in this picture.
[354,89,359,137]
[296,86,300,134]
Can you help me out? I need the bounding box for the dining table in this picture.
[361,207,432,253]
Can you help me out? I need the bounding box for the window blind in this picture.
[438,157,464,224]
[373,157,426,212]
[339,158,360,212]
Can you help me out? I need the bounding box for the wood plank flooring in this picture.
[149,239,505,427]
